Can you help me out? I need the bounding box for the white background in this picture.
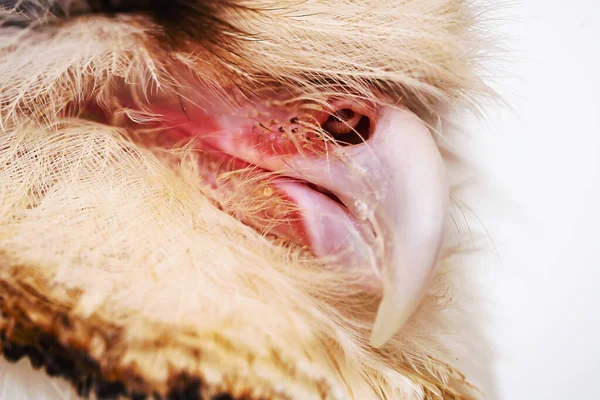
[469,1,600,399]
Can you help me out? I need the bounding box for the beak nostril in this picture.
[333,108,356,123]
[322,109,372,146]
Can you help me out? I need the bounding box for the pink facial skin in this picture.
[115,89,448,348]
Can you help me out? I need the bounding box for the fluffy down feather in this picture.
[0,0,495,399]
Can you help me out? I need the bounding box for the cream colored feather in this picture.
[0,1,496,399]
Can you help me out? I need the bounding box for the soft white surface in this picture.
[470,1,600,399]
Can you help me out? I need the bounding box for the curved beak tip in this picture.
[369,294,409,348]
[361,106,449,348]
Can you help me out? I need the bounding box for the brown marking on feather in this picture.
[0,255,330,399]
[0,254,477,400]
